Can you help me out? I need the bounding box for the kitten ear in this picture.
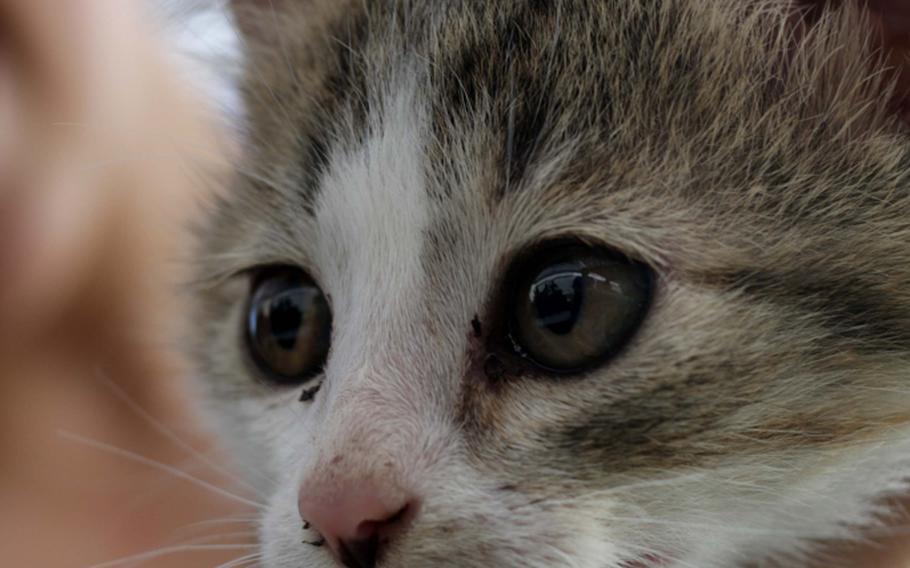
[796,0,910,122]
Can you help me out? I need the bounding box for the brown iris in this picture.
[246,267,332,385]
[506,243,652,374]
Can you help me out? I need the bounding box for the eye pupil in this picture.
[269,296,304,350]
[531,272,584,336]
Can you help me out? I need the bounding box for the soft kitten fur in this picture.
[187,1,910,566]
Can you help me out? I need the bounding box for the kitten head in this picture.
[189,1,910,566]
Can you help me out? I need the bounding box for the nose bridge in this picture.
[311,244,457,479]
[320,283,445,445]
[314,359,427,472]
[334,367,431,459]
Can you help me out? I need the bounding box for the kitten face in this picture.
[189,1,910,566]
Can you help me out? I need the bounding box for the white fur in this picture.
[152,0,243,123]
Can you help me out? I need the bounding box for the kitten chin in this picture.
[184,1,910,567]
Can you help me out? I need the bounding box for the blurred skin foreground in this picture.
[0,1,251,567]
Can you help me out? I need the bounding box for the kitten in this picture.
[187,1,910,567]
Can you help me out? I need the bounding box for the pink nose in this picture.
[298,478,417,568]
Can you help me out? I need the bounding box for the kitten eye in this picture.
[506,244,653,374]
[245,267,332,385]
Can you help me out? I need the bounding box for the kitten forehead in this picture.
[212,0,910,269]
[312,73,429,342]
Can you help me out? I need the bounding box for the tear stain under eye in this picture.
[483,354,507,382]
[471,314,483,338]
[299,383,322,402]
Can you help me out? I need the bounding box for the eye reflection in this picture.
[529,268,585,335]
[506,244,652,374]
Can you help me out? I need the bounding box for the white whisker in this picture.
[94,368,266,499]
[58,430,264,510]
[176,531,259,545]
[89,544,254,568]
[214,552,262,568]
[176,516,260,534]
[215,552,262,568]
